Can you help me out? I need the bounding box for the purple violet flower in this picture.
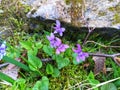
[73,44,89,62]
[0,41,6,60]
[53,20,65,36]
[47,33,61,48]
[47,33,55,41]
[56,44,69,54]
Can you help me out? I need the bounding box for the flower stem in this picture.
[82,27,95,46]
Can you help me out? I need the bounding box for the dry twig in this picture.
[86,41,120,48]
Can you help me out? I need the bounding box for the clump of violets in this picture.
[0,41,6,60]
[47,20,89,62]
[73,44,89,62]
[47,20,69,54]
[53,20,65,36]
[47,33,69,54]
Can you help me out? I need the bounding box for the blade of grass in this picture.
[0,72,15,84]
[3,56,30,71]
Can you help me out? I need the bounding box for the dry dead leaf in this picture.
[0,57,21,85]
[1,65,19,80]
[113,57,120,66]
[93,54,106,75]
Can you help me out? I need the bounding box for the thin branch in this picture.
[0,63,9,69]
[88,53,120,58]
[41,58,53,62]
[82,27,95,46]
[82,31,91,46]
[86,41,120,48]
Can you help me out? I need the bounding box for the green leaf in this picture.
[87,71,95,80]
[35,42,43,49]
[52,68,60,77]
[28,49,38,56]
[32,81,41,90]
[43,45,53,56]
[43,30,50,35]
[39,76,49,90]
[6,44,21,58]
[46,64,54,75]
[52,55,57,60]
[0,72,15,84]
[20,41,32,50]
[87,71,100,90]
[56,55,70,69]
[100,83,117,90]
[28,53,42,71]
[32,76,49,90]
[3,56,30,71]
[64,48,72,57]
[89,79,100,85]
[114,80,120,87]
[12,78,26,90]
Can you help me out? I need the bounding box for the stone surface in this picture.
[21,0,120,28]
[26,0,71,22]
[84,0,120,27]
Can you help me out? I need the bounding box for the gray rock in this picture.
[21,0,120,28]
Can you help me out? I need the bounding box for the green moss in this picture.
[108,0,114,2]
[108,4,120,12]
[113,13,120,24]
[49,64,87,90]
[65,0,83,4]
[108,7,114,12]
[98,11,107,16]
[108,3,120,24]
[65,0,71,5]
[109,4,120,13]
[0,0,30,32]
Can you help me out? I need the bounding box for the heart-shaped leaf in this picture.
[28,53,42,71]
[46,64,54,75]
[33,76,49,90]
[52,68,60,77]
[56,55,69,69]
[35,42,43,49]
[43,45,53,56]
[20,41,32,50]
